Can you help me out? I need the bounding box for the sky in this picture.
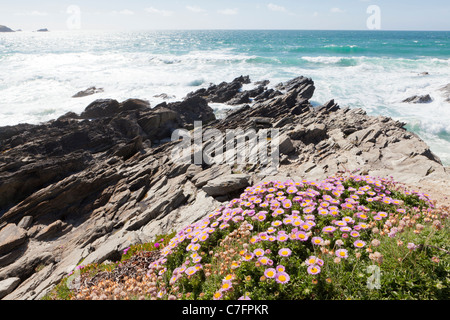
[0,0,449,31]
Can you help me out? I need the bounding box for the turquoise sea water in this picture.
[0,30,449,163]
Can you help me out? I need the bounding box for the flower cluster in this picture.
[71,174,443,301]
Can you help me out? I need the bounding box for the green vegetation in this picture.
[45,174,449,300]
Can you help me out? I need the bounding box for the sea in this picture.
[0,30,449,164]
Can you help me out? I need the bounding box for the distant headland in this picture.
[0,25,49,32]
[0,25,14,32]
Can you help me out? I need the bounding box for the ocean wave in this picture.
[300,56,359,67]
[187,79,205,87]
[322,44,366,54]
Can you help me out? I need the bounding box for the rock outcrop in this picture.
[439,84,450,103]
[0,75,449,300]
[402,94,433,104]
[72,87,104,98]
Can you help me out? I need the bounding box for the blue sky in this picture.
[1,0,449,31]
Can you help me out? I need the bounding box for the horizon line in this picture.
[3,28,450,32]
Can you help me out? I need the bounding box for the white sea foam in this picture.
[0,31,449,164]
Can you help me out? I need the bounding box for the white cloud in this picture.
[330,7,345,13]
[111,9,134,16]
[218,8,238,15]
[267,4,286,12]
[186,6,206,13]
[15,11,49,16]
[145,7,173,17]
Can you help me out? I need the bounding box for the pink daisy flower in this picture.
[258,256,270,265]
[264,268,277,279]
[275,272,290,284]
[213,291,223,300]
[220,281,233,292]
[354,240,366,248]
[253,248,265,257]
[278,248,292,257]
[311,237,324,246]
[267,227,276,234]
[242,252,254,261]
[322,226,336,233]
[296,231,309,241]
[307,265,321,275]
[271,220,283,227]
[276,265,285,273]
[305,256,318,266]
[350,231,360,238]
[335,249,348,259]
[282,200,293,209]
[256,212,267,222]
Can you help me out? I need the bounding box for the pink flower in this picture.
[335,249,348,259]
[276,265,285,273]
[311,237,324,246]
[350,231,360,238]
[354,240,366,248]
[307,265,321,275]
[264,268,277,279]
[275,272,290,284]
[282,199,293,209]
[278,248,292,257]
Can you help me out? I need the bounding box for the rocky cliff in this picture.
[0,76,449,300]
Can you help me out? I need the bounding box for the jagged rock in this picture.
[228,92,251,105]
[186,75,251,104]
[72,87,104,98]
[0,224,27,256]
[159,96,216,129]
[81,230,141,266]
[191,166,232,188]
[289,123,328,144]
[1,75,449,300]
[316,99,340,113]
[114,136,143,160]
[186,164,202,179]
[80,99,120,119]
[34,220,68,241]
[278,134,295,155]
[0,278,21,299]
[17,216,33,230]
[57,112,80,121]
[153,93,175,100]
[439,84,450,103]
[202,174,250,197]
[402,94,432,104]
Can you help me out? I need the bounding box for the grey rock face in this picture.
[202,174,251,197]
[402,94,433,103]
[0,224,27,256]
[72,87,104,98]
[0,278,21,299]
[0,75,449,300]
